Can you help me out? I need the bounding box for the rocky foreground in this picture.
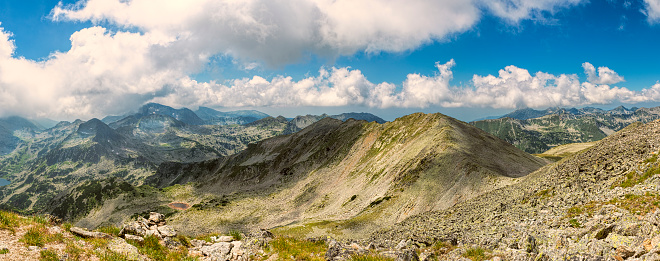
[369,120,660,260]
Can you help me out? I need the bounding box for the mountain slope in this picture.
[79,113,546,238]
[471,106,660,153]
[373,119,660,259]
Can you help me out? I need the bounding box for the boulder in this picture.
[148,212,165,225]
[397,249,419,261]
[201,242,233,260]
[157,225,176,237]
[70,227,112,239]
[124,234,144,243]
[108,238,140,260]
[119,221,145,236]
[325,240,342,260]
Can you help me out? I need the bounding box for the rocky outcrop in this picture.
[119,212,177,243]
[373,120,660,260]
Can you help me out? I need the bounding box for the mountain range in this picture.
[0,103,385,217]
[54,112,546,238]
[471,105,660,154]
[5,103,660,260]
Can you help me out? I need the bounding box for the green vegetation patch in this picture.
[463,247,491,261]
[269,236,327,261]
[566,192,660,220]
[568,219,582,228]
[39,249,59,261]
[20,225,48,247]
[614,153,660,188]
[0,210,21,232]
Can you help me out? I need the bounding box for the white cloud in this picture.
[643,0,660,23]
[2,21,659,120]
[582,62,625,85]
[52,0,585,67]
[2,0,656,120]
[481,0,584,23]
[148,60,657,111]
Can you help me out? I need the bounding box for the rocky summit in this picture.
[371,119,660,260]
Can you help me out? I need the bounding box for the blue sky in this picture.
[1,0,660,121]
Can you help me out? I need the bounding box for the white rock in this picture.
[157,225,176,237]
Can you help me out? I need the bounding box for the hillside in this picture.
[70,113,546,239]
[373,119,660,260]
[471,106,660,153]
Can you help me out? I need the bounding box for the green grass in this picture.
[229,230,243,241]
[99,251,132,261]
[20,225,47,247]
[463,247,489,261]
[269,236,327,261]
[569,218,582,228]
[195,233,220,243]
[97,225,121,237]
[134,235,167,260]
[65,241,85,261]
[39,249,59,261]
[0,248,8,254]
[0,210,21,233]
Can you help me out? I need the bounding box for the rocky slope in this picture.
[372,119,660,260]
[78,113,546,239]
[471,106,660,153]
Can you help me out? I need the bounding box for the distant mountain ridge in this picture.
[0,103,387,217]
[471,106,660,153]
[76,113,545,237]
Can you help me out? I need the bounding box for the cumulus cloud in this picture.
[2,0,655,120]
[643,0,660,23]
[148,60,656,112]
[51,0,586,67]
[582,62,625,85]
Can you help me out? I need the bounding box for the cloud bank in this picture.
[1,21,660,119]
[2,0,660,119]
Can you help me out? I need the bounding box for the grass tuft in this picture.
[569,219,582,228]
[0,211,21,233]
[463,247,489,261]
[39,249,59,261]
[97,225,122,237]
[20,225,47,247]
[229,230,243,241]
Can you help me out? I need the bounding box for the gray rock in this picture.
[191,239,209,248]
[27,246,40,251]
[397,249,419,261]
[70,227,112,239]
[108,238,140,260]
[120,221,145,236]
[212,235,233,242]
[201,242,233,257]
[157,225,176,237]
[396,239,407,250]
[144,229,161,239]
[124,234,144,243]
[325,240,342,260]
[148,212,165,225]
